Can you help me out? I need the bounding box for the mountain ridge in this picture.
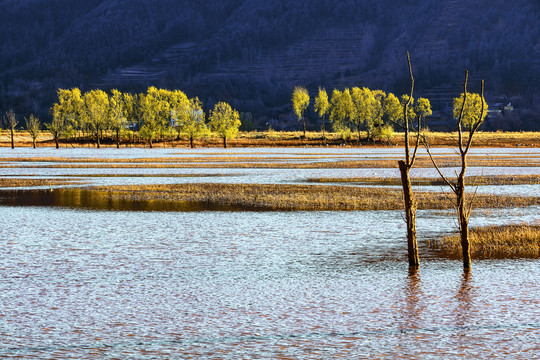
[1,0,540,130]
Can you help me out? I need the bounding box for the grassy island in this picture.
[433,224,540,259]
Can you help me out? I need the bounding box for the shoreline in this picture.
[1,130,540,148]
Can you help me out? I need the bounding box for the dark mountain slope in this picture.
[1,0,540,129]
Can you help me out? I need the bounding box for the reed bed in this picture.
[2,130,540,148]
[92,183,540,211]
[307,174,540,186]
[433,224,540,259]
[5,173,238,178]
[0,178,85,187]
[0,156,538,169]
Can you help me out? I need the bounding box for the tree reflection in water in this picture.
[455,268,475,328]
[403,266,424,330]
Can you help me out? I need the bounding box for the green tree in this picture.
[139,87,169,148]
[415,97,432,129]
[168,89,190,144]
[49,88,83,149]
[122,93,137,131]
[373,124,394,142]
[453,92,487,128]
[351,87,386,141]
[329,88,354,140]
[209,101,241,148]
[371,90,387,139]
[178,97,208,148]
[83,89,110,148]
[156,88,176,142]
[25,114,40,148]
[314,87,330,139]
[292,86,310,138]
[109,89,128,148]
[400,94,417,123]
[3,109,17,149]
[383,93,402,125]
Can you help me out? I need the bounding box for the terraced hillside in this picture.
[1,0,540,130]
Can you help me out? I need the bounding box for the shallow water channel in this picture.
[0,147,539,358]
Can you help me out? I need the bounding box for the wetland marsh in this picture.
[0,146,538,358]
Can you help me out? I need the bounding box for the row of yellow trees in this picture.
[292,86,433,141]
[49,87,241,148]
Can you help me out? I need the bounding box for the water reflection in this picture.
[455,268,475,328]
[396,266,425,332]
[0,188,263,212]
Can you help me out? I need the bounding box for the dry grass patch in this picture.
[433,224,540,259]
[0,177,85,187]
[308,174,540,186]
[92,183,540,211]
[1,155,538,169]
[2,130,540,148]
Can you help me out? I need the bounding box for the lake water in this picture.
[0,147,539,358]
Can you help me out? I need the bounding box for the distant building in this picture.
[503,103,514,116]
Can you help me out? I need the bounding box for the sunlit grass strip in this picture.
[93,183,540,211]
[1,157,538,169]
[3,130,540,148]
[433,224,540,259]
[307,174,540,186]
[0,178,85,187]
[0,173,239,178]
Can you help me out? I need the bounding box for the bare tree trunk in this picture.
[424,73,485,269]
[190,135,194,148]
[400,51,420,267]
[302,119,306,138]
[399,160,419,266]
[223,136,227,148]
[457,159,471,268]
[54,134,59,149]
[32,137,36,148]
[10,128,14,149]
[321,116,326,142]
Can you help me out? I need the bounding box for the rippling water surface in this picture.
[1,147,539,358]
[1,207,539,358]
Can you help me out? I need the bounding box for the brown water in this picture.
[0,206,538,358]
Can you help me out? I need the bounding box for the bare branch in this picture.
[464,80,486,156]
[410,116,422,167]
[387,118,405,131]
[466,174,481,219]
[404,51,415,166]
[457,71,468,155]
[423,139,458,194]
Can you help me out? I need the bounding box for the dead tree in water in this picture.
[425,71,487,268]
[387,52,422,267]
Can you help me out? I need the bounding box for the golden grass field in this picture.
[433,224,540,259]
[1,130,540,148]
[0,154,538,169]
[0,178,85,187]
[86,183,540,211]
[307,174,540,185]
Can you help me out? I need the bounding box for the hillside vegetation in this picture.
[2,0,540,130]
